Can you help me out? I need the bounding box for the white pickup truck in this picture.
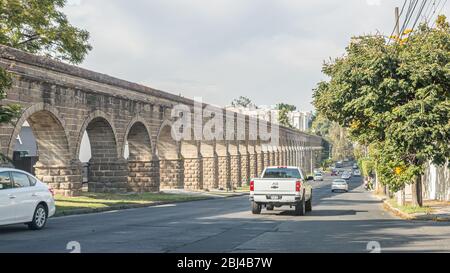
[249,166,313,215]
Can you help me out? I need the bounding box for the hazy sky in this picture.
[64,0,449,111]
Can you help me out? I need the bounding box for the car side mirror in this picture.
[307,176,314,181]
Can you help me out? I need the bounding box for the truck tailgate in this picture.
[253,178,298,194]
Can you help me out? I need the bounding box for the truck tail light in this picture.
[250,180,254,191]
[295,180,301,192]
[48,187,55,197]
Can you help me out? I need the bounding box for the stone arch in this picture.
[239,140,250,186]
[156,120,179,160]
[228,140,241,188]
[124,117,159,192]
[123,117,153,161]
[76,110,120,160]
[247,140,258,179]
[7,103,81,195]
[78,110,127,193]
[156,120,183,189]
[7,103,71,163]
[180,127,202,190]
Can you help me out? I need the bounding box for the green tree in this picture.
[310,113,353,161]
[0,0,92,158]
[313,16,450,206]
[276,103,296,112]
[310,112,331,136]
[0,0,92,64]
[231,96,253,108]
[276,103,296,128]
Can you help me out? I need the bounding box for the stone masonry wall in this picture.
[183,158,203,190]
[128,160,160,192]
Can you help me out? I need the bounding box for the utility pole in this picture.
[394,6,406,206]
[395,7,401,39]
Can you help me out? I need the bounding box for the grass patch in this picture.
[387,199,434,214]
[236,185,250,192]
[55,192,210,215]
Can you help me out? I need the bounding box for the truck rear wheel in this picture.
[252,201,261,214]
[295,198,305,216]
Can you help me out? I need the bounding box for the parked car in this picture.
[341,171,351,180]
[0,168,55,230]
[353,169,361,176]
[353,163,358,169]
[331,179,348,192]
[249,166,313,215]
[313,173,323,181]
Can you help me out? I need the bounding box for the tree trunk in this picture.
[400,188,406,206]
[411,175,423,207]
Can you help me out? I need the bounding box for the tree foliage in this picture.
[231,96,254,108]
[0,0,92,64]
[0,0,92,126]
[313,16,450,204]
[276,103,296,112]
[310,113,353,161]
[276,103,296,128]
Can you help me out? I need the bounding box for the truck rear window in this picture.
[263,168,302,179]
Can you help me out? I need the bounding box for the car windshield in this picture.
[263,168,302,179]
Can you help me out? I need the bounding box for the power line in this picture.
[388,0,408,43]
[422,0,437,23]
[430,0,447,28]
[411,0,429,32]
[400,0,420,37]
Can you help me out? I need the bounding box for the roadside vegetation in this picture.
[55,192,210,215]
[312,16,450,207]
[386,198,433,214]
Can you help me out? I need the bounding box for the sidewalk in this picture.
[375,193,450,221]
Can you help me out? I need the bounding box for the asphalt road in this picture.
[1,173,449,253]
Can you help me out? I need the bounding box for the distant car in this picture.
[0,168,55,230]
[353,169,361,176]
[341,172,351,180]
[331,179,348,192]
[331,169,338,176]
[313,173,323,181]
[353,163,358,169]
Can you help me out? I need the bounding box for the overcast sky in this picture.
[64,0,449,111]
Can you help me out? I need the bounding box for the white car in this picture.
[313,173,323,181]
[0,168,55,230]
[353,169,361,176]
[331,179,348,192]
[341,171,351,180]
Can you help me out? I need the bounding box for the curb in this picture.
[381,198,450,222]
[54,192,249,218]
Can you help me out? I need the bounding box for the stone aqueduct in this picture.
[0,46,323,196]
